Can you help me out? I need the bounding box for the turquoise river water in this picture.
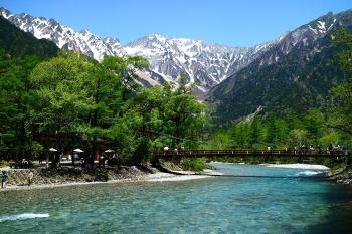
[0,163,352,233]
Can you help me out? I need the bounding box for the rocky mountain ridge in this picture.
[0,7,348,97]
[0,7,272,91]
[206,9,352,123]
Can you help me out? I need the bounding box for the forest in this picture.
[0,48,208,165]
[0,18,351,166]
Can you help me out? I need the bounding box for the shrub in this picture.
[181,158,206,172]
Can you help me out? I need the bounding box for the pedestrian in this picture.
[28,171,34,186]
[21,158,29,169]
[328,144,334,155]
[2,170,8,188]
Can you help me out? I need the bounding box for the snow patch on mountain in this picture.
[3,7,336,92]
[0,7,120,61]
[0,7,276,90]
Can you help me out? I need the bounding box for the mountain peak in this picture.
[79,29,92,35]
[141,33,168,44]
[0,7,121,61]
[0,7,11,19]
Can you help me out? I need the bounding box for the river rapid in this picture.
[0,163,352,233]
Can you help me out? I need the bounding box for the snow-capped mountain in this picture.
[118,34,273,91]
[0,7,273,91]
[253,12,338,67]
[0,7,341,92]
[0,7,120,61]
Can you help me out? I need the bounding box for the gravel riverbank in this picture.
[0,166,213,191]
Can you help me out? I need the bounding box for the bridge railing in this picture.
[152,149,347,158]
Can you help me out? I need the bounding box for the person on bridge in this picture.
[163,147,169,156]
[28,171,34,186]
[328,144,334,155]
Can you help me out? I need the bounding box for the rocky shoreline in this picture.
[0,166,213,191]
[1,162,350,191]
[0,166,148,189]
[328,165,352,184]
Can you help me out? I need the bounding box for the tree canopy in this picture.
[1,48,208,165]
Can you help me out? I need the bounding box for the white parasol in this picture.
[104,149,115,153]
[73,148,84,153]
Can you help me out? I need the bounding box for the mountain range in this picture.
[0,6,351,124]
[206,10,352,124]
[0,7,273,91]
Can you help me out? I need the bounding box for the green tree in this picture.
[329,82,352,136]
[208,130,231,149]
[248,117,261,148]
[0,50,43,159]
[288,129,308,148]
[77,55,149,165]
[303,108,325,143]
[164,87,208,148]
[328,30,352,138]
[229,122,250,148]
[29,50,91,164]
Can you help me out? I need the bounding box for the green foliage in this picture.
[30,51,91,134]
[208,107,349,150]
[318,132,341,147]
[0,37,56,156]
[207,130,231,149]
[288,129,308,148]
[326,30,352,144]
[0,36,208,165]
[333,29,352,76]
[181,158,206,172]
[228,122,250,148]
[329,81,352,136]
[0,15,59,155]
[131,76,209,151]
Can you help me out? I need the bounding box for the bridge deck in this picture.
[153,149,347,158]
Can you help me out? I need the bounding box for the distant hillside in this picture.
[0,15,58,57]
[206,10,352,125]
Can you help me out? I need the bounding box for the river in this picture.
[0,163,352,233]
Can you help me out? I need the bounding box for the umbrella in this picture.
[49,148,57,152]
[73,148,84,153]
[104,149,115,153]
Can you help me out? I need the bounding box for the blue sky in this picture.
[1,0,352,46]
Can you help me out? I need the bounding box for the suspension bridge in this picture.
[153,149,348,159]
